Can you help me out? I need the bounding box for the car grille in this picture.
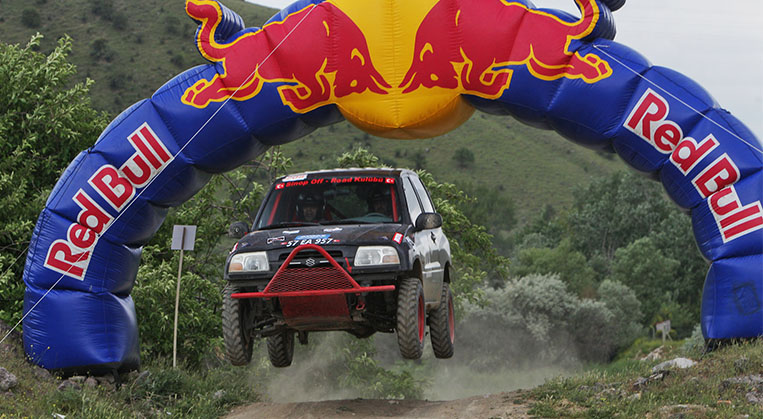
[265,266,355,293]
[276,249,344,268]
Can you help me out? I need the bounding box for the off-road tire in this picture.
[396,277,426,359]
[222,283,253,366]
[267,330,295,368]
[429,282,455,358]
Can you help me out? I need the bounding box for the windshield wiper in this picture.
[259,221,321,230]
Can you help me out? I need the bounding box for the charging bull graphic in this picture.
[400,0,612,97]
[182,0,391,113]
[21,0,763,374]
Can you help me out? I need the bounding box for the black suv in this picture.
[223,168,455,367]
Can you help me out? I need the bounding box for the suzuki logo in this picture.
[305,258,317,267]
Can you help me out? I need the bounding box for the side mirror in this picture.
[228,221,250,239]
[415,212,442,231]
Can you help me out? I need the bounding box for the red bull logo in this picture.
[181,0,612,138]
[182,0,390,113]
[400,0,612,98]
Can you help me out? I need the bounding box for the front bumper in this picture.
[231,244,396,299]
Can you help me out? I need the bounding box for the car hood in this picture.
[236,224,408,251]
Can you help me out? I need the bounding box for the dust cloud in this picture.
[254,313,582,403]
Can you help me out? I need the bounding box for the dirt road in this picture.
[225,391,531,418]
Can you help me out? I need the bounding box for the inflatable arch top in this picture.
[21,0,763,374]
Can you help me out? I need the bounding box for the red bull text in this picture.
[625,89,763,243]
[44,123,172,280]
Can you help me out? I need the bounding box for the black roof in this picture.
[275,167,416,181]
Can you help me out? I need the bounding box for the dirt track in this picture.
[225,391,531,418]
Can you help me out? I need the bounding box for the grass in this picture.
[0,328,261,418]
[528,338,763,418]
[5,316,763,418]
[0,0,273,114]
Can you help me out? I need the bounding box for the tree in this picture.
[452,147,475,168]
[336,146,381,168]
[648,210,708,318]
[596,279,643,348]
[0,35,109,324]
[21,9,42,28]
[567,171,674,260]
[513,170,706,337]
[457,182,516,235]
[610,237,681,327]
[514,239,598,297]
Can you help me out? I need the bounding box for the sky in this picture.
[243,0,763,139]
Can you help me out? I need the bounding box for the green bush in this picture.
[460,274,642,365]
[611,237,680,326]
[514,239,598,297]
[452,147,475,168]
[21,9,41,28]
[0,35,108,325]
[89,0,115,20]
[90,38,115,62]
[130,171,262,366]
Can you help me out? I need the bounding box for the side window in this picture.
[410,176,435,213]
[403,177,422,222]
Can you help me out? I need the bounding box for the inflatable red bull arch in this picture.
[22,0,763,373]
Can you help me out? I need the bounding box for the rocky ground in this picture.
[4,318,763,418]
[225,391,531,419]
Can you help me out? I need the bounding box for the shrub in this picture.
[452,147,475,168]
[0,35,108,325]
[514,239,598,297]
[21,9,42,28]
[90,38,115,62]
[459,274,641,366]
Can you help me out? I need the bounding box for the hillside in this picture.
[0,0,625,222]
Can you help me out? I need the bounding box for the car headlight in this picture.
[354,246,400,266]
[228,252,269,273]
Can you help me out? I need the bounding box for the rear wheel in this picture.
[222,284,254,366]
[429,283,455,358]
[396,277,426,359]
[267,329,295,368]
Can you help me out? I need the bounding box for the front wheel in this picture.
[222,284,254,366]
[267,329,295,368]
[429,282,455,358]
[396,277,426,359]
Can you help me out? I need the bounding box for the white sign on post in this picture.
[171,225,197,368]
[656,320,671,343]
[171,225,197,251]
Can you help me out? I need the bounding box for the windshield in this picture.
[255,174,402,229]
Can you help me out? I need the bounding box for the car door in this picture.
[410,175,449,277]
[402,176,442,305]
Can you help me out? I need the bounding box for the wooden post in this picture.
[173,228,185,368]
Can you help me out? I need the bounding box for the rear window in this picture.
[255,174,402,229]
